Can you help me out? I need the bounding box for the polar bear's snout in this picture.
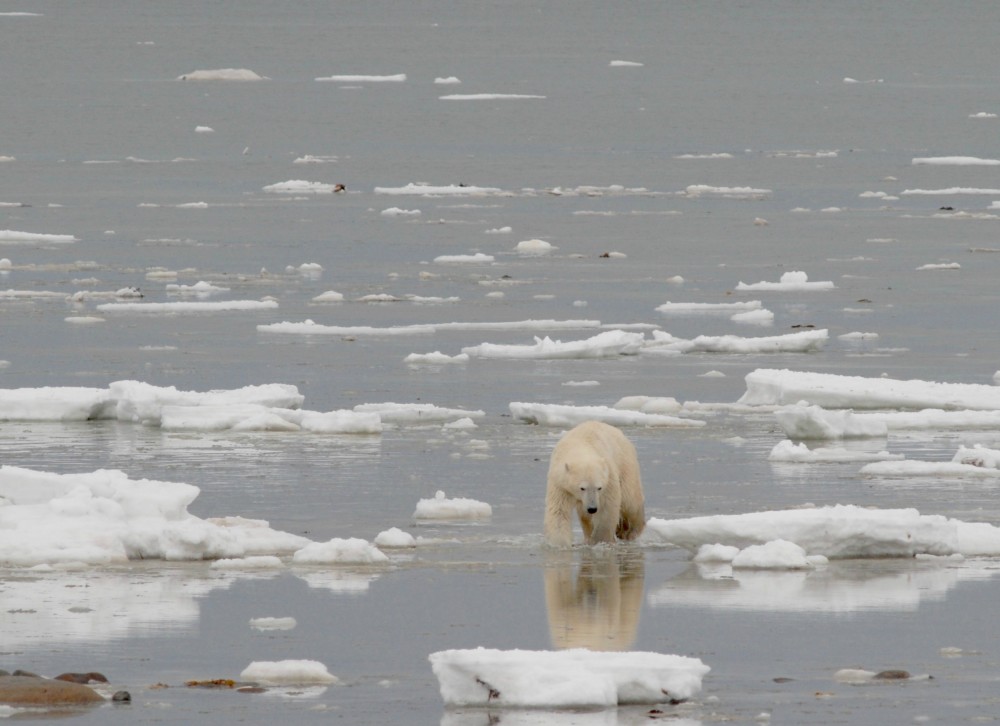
[581,485,601,514]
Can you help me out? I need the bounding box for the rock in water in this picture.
[0,675,104,705]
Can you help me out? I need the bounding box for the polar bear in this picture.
[544,420,645,547]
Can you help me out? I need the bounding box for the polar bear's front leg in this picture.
[544,490,575,547]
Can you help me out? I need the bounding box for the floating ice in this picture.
[178,68,267,81]
[509,402,705,428]
[732,308,774,325]
[404,351,470,364]
[160,405,382,434]
[315,73,406,82]
[250,617,297,631]
[515,238,555,255]
[644,504,1000,558]
[165,281,230,296]
[655,300,763,314]
[375,183,504,196]
[210,555,283,570]
[682,184,770,199]
[373,527,417,548]
[901,187,1000,196]
[240,660,339,685]
[263,180,342,194]
[916,262,960,271]
[260,320,436,336]
[768,440,901,463]
[0,381,305,428]
[613,396,682,414]
[0,229,78,244]
[354,402,483,425]
[739,368,1000,410]
[311,291,344,302]
[609,60,644,67]
[97,299,278,313]
[434,76,461,84]
[433,253,495,264]
[413,490,491,520]
[774,403,889,439]
[912,156,1000,166]
[862,446,1000,478]
[730,539,820,569]
[428,647,709,707]
[861,459,1000,479]
[735,271,835,291]
[260,318,600,336]
[380,207,421,217]
[439,93,545,100]
[463,330,644,359]
[0,466,311,567]
[644,329,827,354]
[292,538,389,565]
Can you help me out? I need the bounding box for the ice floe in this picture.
[353,402,483,424]
[735,270,835,291]
[463,330,644,359]
[240,660,339,685]
[439,93,545,100]
[0,381,301,423]
[164,281,231,296]
[433,253,495,264]
[315,73,405,82]
[655,300,763,314]
[509,402,705,428]
[682,184,770,199]
[643,329,827,354]
[178,68,267,81]
[160,405,382,434]
[250,617,297,631]
[739,368,1000,410]
[0,465,311,566]
[901,187,1000,196]
[404,351,470,364]
[373,527,417,548]
[912,156,1000,166]
[772,401,1000,439]
[96,299,278,313]
[291,538,389,565]
[374,183,504,196]
[514,238,556,255]
[861,445,1000,479]
[644,504,1000,559]
[263,180,344,194]
[258,318,601,336]
[774,403,889,439]
[428,647,709,707]
[413,490,492,520]
[768,440,901,463]
[0,229,78,244]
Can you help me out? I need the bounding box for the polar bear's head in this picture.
[564,460,609,515]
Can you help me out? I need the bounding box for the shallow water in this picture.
[5,0,1000,723]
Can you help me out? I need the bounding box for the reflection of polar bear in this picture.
[545,420,645,547]
[545,547,645,650]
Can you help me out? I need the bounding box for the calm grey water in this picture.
[3,1,1000,723]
